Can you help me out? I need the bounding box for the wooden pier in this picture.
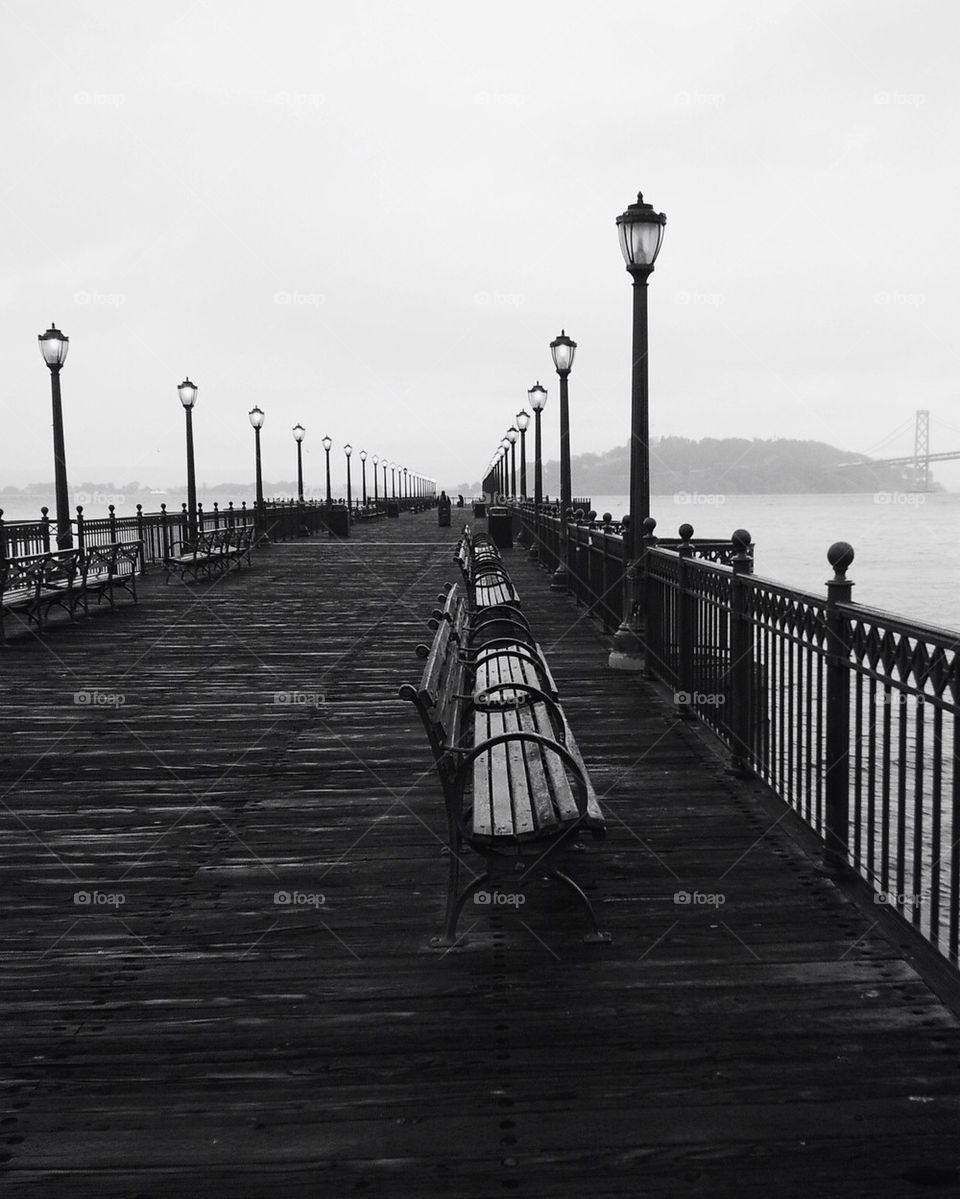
[2,510,959,1197]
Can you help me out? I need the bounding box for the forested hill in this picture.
[457,437,936,496]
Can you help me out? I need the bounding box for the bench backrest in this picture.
[399,610,468,791]
[83,540,143,576]
[2,549,80,597]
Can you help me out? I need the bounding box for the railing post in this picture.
[135,504,147,573]
[823,541,855,876]
[0,509,6,563]
[228,500,236,529]
[728,528,755,776]
[160,503,170,560]
[213,501,221,531]
[108,503,117,543]
[676,523,695,719]
[75,506,86,558]
[40,507,52,552]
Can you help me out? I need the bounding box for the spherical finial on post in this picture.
[731,528,753,574]
[677,522,694,557]
[827,541,855,581]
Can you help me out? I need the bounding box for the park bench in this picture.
[454,528,521,613]
[401,580,608,947]
[0,549,81,645]
[163,524,255,583]
[354,506,385,522]
[78,540,143,613]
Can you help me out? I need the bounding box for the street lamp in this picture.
[528,382,547,559]
[248,406,265,542]
[38,324,72,548]
[381,458,388,503]
[344,443,353,512]
[506,426,518,498]
[359,449,368,505]
[390,461,397,500]
[293,424,305,503]
[516,409,530,499]
[610,189,667,671]
[549,330,576,590]
[177,376,199,545]
[322,434,332,505]
[372,453,380,508]
[403,466,408,501]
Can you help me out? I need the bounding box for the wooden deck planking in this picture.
[0,513,959,1197]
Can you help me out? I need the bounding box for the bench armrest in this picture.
[459,730,591,821]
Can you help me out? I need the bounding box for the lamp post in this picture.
[359,449,368,505]
[382,458,388,503]
[177,376,199,545]
[322,434,332,505]
[403,466,408,502]
[528,382,546,560]
[248,406,265,542]
[390,462,397,500]
[293,424,305,502]
[344,443,353,512]
[372,453,380,508]
[506,426,518,498]
[38,324,72,549]
[609,189,667,672]
[516,409,530,499]
[549,330,576,590]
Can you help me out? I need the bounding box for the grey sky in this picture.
[3,0,959,495]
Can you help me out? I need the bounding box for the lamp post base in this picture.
[550,564,569,592]
[608,618,645,671]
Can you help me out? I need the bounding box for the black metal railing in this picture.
[514,496,960,968]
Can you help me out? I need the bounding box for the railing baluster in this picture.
[824,541,854,875]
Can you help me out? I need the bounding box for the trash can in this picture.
[386,500,400,518]
[438,499,452,527]
[472,500,486,518]
[324,506,350,537]
[487,506,513,549]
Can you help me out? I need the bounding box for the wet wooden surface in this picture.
[1,511,959,1197]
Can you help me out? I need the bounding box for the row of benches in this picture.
[1,524,257,645]
[0,541,142,646]
[401,525,609,946]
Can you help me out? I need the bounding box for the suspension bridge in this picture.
[841,408,960,489]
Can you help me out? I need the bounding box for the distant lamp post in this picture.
[177,376,199,545]
[549,329,576,590]
[359,449,368,505]
[344,443,353,511]
[293,424,306,503]
[372,453,380,508]
[403,466,408,501]
[322,434,333,505]
[610,189,667,672]
[381,458,388,502]
[248,405,266,542]
[516,409,530,499]
[528,382,547,559]
[38,323,72,548]
[506,426,518,498]
[390,461,397,500]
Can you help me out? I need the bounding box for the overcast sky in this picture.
[3,0,959,496]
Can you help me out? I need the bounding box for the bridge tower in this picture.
[913,408,930,491]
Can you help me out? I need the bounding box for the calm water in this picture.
[4,490,959,631]
[591,493,960,632]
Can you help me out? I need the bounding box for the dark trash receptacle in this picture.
[487,506,513,549]
[385,500,400,518]
[324,506,350,537]
[472,500,486,518]
[438,500,452,527]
